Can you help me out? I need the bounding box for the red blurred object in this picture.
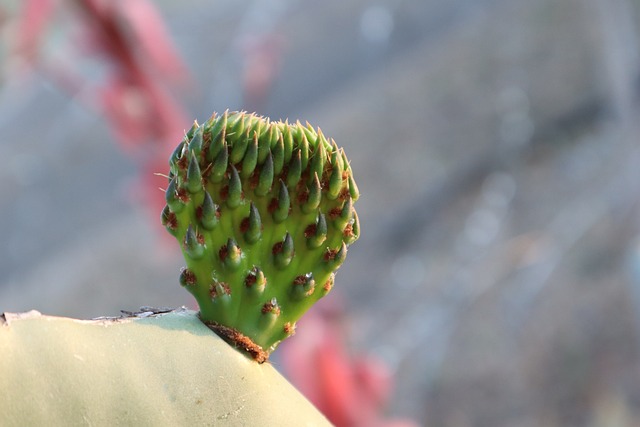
[9,0,191,218]
[13,0,57,62]
[281,298,419,427]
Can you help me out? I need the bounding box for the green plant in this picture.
[162,111,360,362]
[0,309,331,426]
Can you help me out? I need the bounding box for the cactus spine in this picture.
[162,111,359,361]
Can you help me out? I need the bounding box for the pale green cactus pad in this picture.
[0,309,331,426]
[162,111,360,361]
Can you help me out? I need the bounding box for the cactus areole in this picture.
[162,111,360,362]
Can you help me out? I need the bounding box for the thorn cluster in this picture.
[162,111,360,359]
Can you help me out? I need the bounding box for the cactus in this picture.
[162,111,360,362]
[0,309,331,426]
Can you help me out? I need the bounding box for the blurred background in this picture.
[2,0,640,426]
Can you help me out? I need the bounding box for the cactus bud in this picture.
[299,132,310,171]
[305,213,327,249]
[226,165,243,209]
[273,233,294,269]
[230,127,250,164]
[161,205,178,235]
[242,203,262,244]
[184,225,204,260]
[336,197,353,232]
[328,161,343,200]
[241,133,259,179]
[245,266,266,296]
[344,210,360,244]
[258,123,276,163]
[179,267,197,287]
[273,135,285,175]
[198,191,220,230]
[291,273,315,301]
[186,154,203,194]
[281,122,294,162]
[348,173,360,201]
[189,124,204,155]
[229,111,246,138]
[165,177,186,213]
[209,141,229,183]
[206,112,227,162]
[302,173,322,214]
[219,238,242,270]
[259,298,281,330]
[271,180,290,223]
[162,111,360,361]
[326,241,347,269]
[286,149,302,188]
[255,151,274,196]
[170,141,185,172]
[309,137,326,183]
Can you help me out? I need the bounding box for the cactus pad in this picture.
[162,111,359,361]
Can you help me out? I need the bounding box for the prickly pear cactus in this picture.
[162,111,360,361]
[0,309,331,426]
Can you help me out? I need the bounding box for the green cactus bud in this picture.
[258,123,277,163]
[198,191,219,230]
[184,225,204,260]
[348,172,360,201]
[245,266,267,296]
[344,210,360,244]
[186,154,203,194]
[286,149,302,188]
[305,212,327,249]
[210,281,232,301]
[281,122,294,163]
[328,157,344,200]
[226,165,243,209]
[255,151,274,196]
[273,135,285,175]
[259,298,281,330]
[228,111,246,138]
[179,267,196,287]
[241,133,259,179]
[206,112,227,162]
[247,114,265,139]
[189,124,204,155]
[243,202,262,244]
[302,173,322,214]
[170,140,185,171]
[325,241,347,269]
[165,177,187,213]
[221,238,242,270]
[230,128,250,165]
[335,197,353,232]
[162,111,360,361]
[309,135,326,183]
[271,180,290,223]
[209,141,229,183]
[298,132,310,171]
[290,273,315,301]
[186,121,199,139]
[330,140,343,169]
[302,121,317,144]
[273,232,294,269]
[161,205,178,235]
